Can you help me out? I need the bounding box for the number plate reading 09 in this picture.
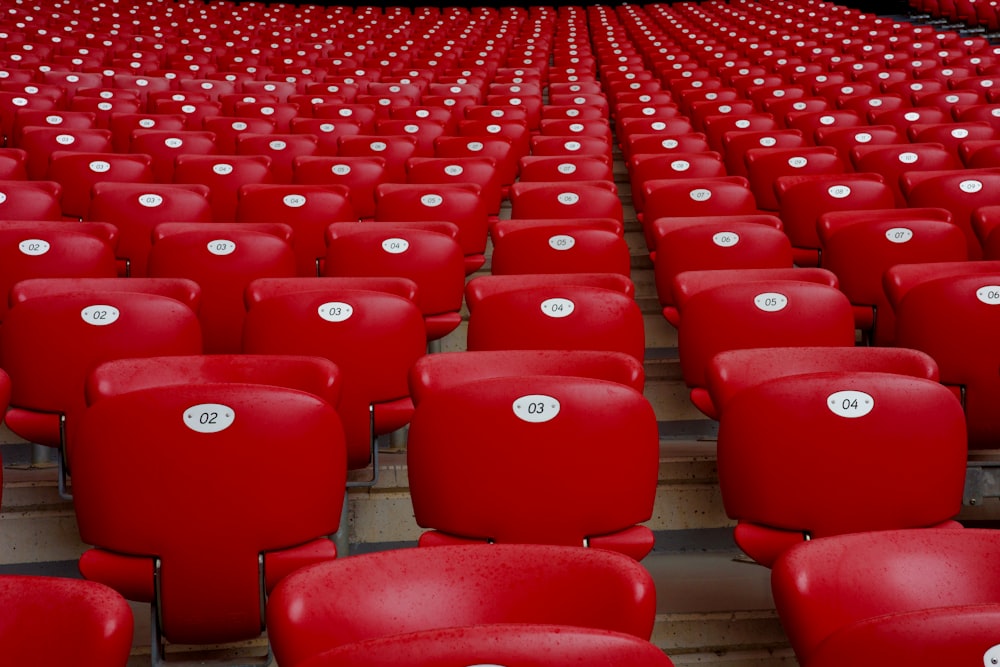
[184,404,235,433]
[512,395,560,423]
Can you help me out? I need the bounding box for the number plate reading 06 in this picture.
[184,403,235,433]
[513,395,561,423]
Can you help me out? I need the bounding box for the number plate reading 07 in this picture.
[513,395,561,423]
[184,404,235,433]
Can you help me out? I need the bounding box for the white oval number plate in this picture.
[541,298,574,318]
[754,292,788,312]
[827,390,875,418]
[318,301,353,322]
[184,403,235,434]
[976,285,1000,305]
[207,240,236,256]
[513,394,560,423]
[548,234,575,251]
[382,238,409,254]
[885,227,913,244]
[713,231,740,247]
[81,305,120,326]
[19,239,50,256]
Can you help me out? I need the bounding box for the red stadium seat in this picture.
[73,383,346,658]
[718,372,967,567]
[173,154,273,222]
[744,146,846,211]
[0,180,64,221]
[292,155,387,220]
[490,223,630,277]
[901,167,1000,260]
[47,152,153,220]
[407,375,658,558]
[129,129,217,183]
[267,544,657,667]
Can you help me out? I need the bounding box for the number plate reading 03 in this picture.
[184,404,235,433]
[512,395,561,423]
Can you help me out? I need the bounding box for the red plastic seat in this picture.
[10,109,97,148]
[292,155,387,220]
[407,375,658,558]
[243,279,427,470]
[297,625,674,667]
[152,99,222,131]
[719,128,805,177]
[628,152,726,216]
[409,349,645,407]
[0,575,133,667]
[19,127,112,181]
[704,346,940,420]
[323,223,465,341]
[508,180,623,227]
[784,109,864,144]
[337,134,418,183]
[289,117,360,155]
[405,155,503,218]
[517,154,613,184]
[651,216,792,326]
[851,142,961,206]
[0,147,27,179]
[901,167,1000,260]
[0,90,58,145]
[0,180,63,221]
[267,544,657,667]
[47,152,153,220]
[718,372,967,567]
[818,208,968,344]
[0,284,203,496]
[744,146,846,211]
[129,129,218,183]
[148,224,296,354]
[813,124,905,164]
[490,223,630,277]
[235,183,355,276]
[374,182,489,273]
[774,173,896,266]
[907,121,995,161]
[466,282,644,362]
[73,382,346,658]
[433,135,518,187]
[173,154,273,222]
[889,263,1000,448]
[772,529,1000,667]
[0,223,118,323]
[640,176,758,252]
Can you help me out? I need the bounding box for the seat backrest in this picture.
[490,225,631,277]
[719,128,805,177]
[323,224,465,340]
[718,372,968,566]
[173,154,273,222]
[128,129,217,183]
[267,543,657,667]
[236,183,355,276]
[641,176,757,252]
[0,179,62,221]
[18,126,113,180]
[744,145,845,211]
[291,155,386,219]
[297,624,675,667]
[892,269,1000,448]
[517,153,614,184]
[901,167,1000,260]
[405,155,503,216]
[337,134,418,183]
[409,349,645,406]
[242,284,427,469]
[705,346,940,419]
[818,208,968,344]
[0,225,118,322]
[772,529,1000,661]
[73,383,346,646]
[407,374,659,557]
[374,182,488,273]
[148,226,296,354]
[86,355,341,409]
[677,279,856,390]
[466,283,644,361]
[0,575,133,666]
[774,172,895,266]
[47,152,154,220]
[509,180,622,225]
[628,151,726,213]
[851,142,961,206]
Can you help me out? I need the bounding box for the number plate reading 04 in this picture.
[512,395,561,423]
[184,403,235,433]
[827,390,874,418]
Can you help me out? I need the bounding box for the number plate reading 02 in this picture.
[81,305,120,326]
[512,395,561,423]
[184,404,235,433]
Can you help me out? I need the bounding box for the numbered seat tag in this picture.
[318,301,353,322]
[184,403,235,433]
[885,227,913,244]
[754,292,788,312]
[513,394,560,423]
[827,390,874,418]
[976,285,1000,305]
[540,298,575,318]
[19,239,50,256]
[713,231,739,248]
[548,235,575,251]
[207,240,236,256]
[81,305,120,326]
[382,238,409,254]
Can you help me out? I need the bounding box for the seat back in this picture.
[772,529,1000,661]
[719,372,967,567]
[242,283,427,469]
[466,283,644,361]
[73,383,346,646]
[148,226,296,353]
[743,146,845,211]
[0,180,63,221]
[901,167,1000,260]
[128,129,218,183]
[408,375,658,558]
[490,225,630,277]
[267,544,657,667]
[173,154,273,222]
[48,152,154,219]
[0,575,133,666]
